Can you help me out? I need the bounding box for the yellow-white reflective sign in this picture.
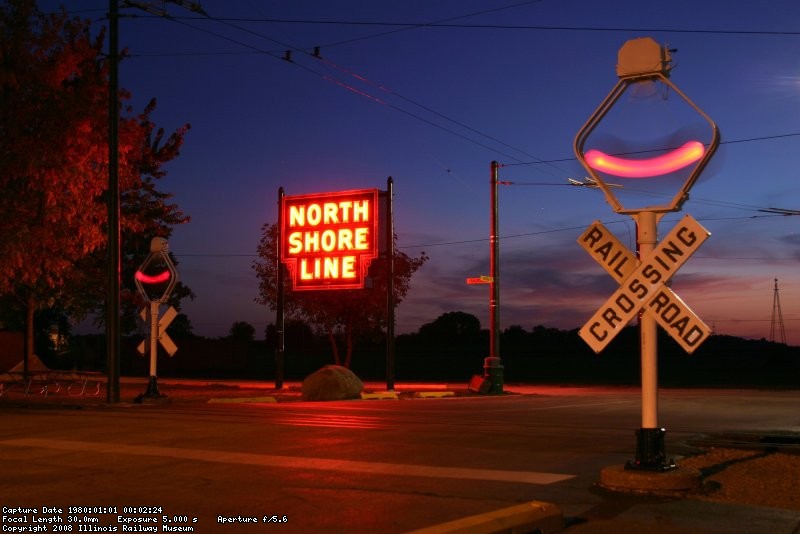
[579,215,711,353]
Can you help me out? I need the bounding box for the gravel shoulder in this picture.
[679,447,800,511]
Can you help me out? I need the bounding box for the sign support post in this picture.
[386,177,396,391]
[635,211,667,467]
[145,300,161,397]
[276,187,285,389]
[637,211,658,429]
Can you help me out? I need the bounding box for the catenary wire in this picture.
[73,8,800,257]
[103,8,800,176]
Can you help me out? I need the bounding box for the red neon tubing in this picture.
[585,140,705,178]
[135,270,171,284]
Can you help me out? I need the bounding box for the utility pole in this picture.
[489,161,500,363]
[106,0,120,404]
[106,0,207,403]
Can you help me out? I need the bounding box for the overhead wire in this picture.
[89,6,800,256]
[101,0,567,170]
[141,0,547,51]
[503,132,800,167]
[175,208,798,259]
[212,6,561,168]
[157,17,800,40]
[157,11,555,165]
[384,212,795,250]
[112,6,800,180]
[181,10,800,180]
[40,6,800,339]
[307,0,547,51]
[155,17,798,254]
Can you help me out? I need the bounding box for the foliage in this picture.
[418,311,482,342]
[228,321,255,341]
[253,222,428,367]
[72,99,194,334]
[0,1,108,298]
[166,313,195,340]
[0,1,192,361]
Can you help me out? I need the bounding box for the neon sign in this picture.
[585,141,705,179]
[281,189,379,290]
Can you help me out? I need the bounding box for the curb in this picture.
[404,500,563,534]
[414,391,456,399]
[599,464,701,493]
[361,392,400,400]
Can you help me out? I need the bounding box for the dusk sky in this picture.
[45,1,799,345]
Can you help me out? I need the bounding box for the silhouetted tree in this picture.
[418,311,481,343]
[167,313,195,340]
[229,321,255,342]
[254,223,428,367]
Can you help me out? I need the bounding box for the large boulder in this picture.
[301,365,364,401]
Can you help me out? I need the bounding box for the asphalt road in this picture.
[2,385,799,533]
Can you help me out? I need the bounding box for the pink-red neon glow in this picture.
[281,189,378,290]
[135,270,171,284]
[585,140,705,178]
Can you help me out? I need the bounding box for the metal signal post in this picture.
[574,38,719,472]
[134,238,179,403]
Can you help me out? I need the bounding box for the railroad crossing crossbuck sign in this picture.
[136,305,178,357]
[578,214,712,354]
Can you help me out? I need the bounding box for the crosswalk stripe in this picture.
[0,438,574,485]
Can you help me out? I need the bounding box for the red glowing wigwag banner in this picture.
[281,189,379,290]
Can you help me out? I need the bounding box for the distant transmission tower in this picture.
[770,278,787,344]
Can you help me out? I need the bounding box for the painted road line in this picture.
[0,438,574,485]
[207,396,277,404]
[405,500,563,534]
[277,414,386,429]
